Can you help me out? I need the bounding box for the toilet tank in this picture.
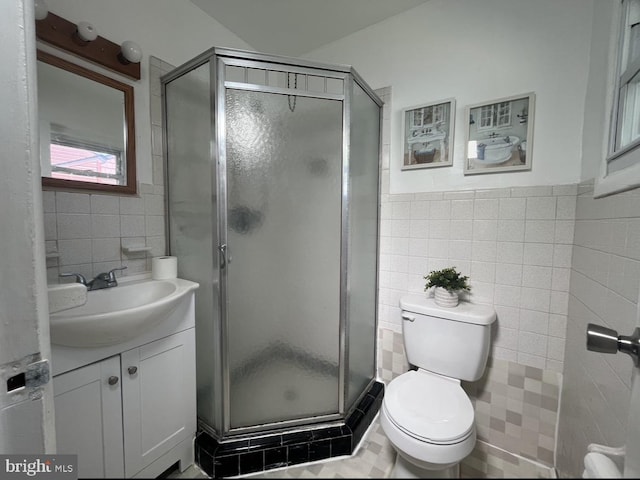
[399,294,496,382]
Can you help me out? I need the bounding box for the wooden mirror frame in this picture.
[38,50,137,194]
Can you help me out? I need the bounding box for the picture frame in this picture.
[464,92,535,175]
[401,98,455,170]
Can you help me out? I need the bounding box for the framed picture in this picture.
[401,98,455,170]
[464,92,535,175]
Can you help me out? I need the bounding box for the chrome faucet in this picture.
[488,132,499,139]
[59,266,127,291]
[59,272,88,285]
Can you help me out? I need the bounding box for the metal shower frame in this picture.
[162,47,383,439]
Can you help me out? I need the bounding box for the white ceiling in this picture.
[191,0,429,57]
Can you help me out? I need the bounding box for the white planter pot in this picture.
[434,287,459,307]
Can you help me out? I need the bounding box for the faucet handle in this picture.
[107,266,127,281]
[59,272,88,285]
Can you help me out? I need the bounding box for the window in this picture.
[49,134,124,185]
[597,0,640,196]
[477,102,512,131]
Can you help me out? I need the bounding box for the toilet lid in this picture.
[384,370,474,444]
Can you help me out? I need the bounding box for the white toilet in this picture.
[381,294,496,478]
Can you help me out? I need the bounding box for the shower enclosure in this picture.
[162,47,381,441]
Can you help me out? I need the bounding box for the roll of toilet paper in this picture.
[151,256,178,280]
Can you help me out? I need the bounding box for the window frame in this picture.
[596,0,640,197]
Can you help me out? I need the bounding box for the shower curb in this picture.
[194,381,384,477]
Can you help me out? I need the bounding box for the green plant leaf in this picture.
[423,266,471,293]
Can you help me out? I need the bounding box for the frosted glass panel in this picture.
[346,83,380,409]
[225,89,342,428]
[165,63,222,433]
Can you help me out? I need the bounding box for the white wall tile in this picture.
[429,219,450,239]
[495,262,522,286]
[522,265,553,288]
[91,238,122,263]
[497,241,524,265]
[58,239,92,266]
[497,219,525,242]
[430,200,451,219]
[410,200,429,219]
[555,220,576,244]
[449,240,472,261]
[121,215,146,237]
[451,199,474,219]
[44,213,57,240]
[143,195,164,215]
[494,285,521,308]
[472,241,497,262]
[499,197,526,219]
[518,331,548,356]
[391,219,411,237]
[525,220,556,243]
[473,220,498,241]
[523,243,554,266]
[56,192,90,213]
[553,244,573,268]
[428,239,449,259]
[57,214,91,239]
[91,195,120,214]
[551,267,571,292]
[450,220,473,240]
[391,201,412,219]
[408,238,428,256]
[520,309,549,335]
[91,215,121,238]
[556,196,577,219]
[390,237,409,255]
[42,191,56,213]
[520,287,550,312]
[145,215,165,237]
[471,261,496,283]
[494,305,520,329]
[548,314,568,338]
[409,219,428,238]
[526,197,557,220]
[474,198,499,219]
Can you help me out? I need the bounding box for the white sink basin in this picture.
[50,277,199,347]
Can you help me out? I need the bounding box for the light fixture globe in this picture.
[76,21,98,42]
[34,0,49,20]
[119,40,143,64]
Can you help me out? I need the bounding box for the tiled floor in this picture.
[170,415,554,479]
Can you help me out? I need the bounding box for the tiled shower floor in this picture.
[170,415,554,479]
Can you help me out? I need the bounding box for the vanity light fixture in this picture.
[34,0,48,20]
[118,40,143,64]
[74,21,98,44]
[35,10,141,80]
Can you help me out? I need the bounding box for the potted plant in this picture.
[424,267,471,307]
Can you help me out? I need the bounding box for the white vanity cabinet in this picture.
[51,279,198,479]
[54,329,196,478]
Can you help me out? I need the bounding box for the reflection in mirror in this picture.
[37,50,136,193]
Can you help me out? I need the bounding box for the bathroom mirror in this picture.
[37,50,136,194]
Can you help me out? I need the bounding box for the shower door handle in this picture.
[218,244,231,268]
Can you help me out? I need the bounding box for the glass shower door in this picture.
[224,88,344,430]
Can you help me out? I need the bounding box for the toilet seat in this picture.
[384,370,474,445]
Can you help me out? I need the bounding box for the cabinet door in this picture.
[53,356,124,478]
[121,329,196,477]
